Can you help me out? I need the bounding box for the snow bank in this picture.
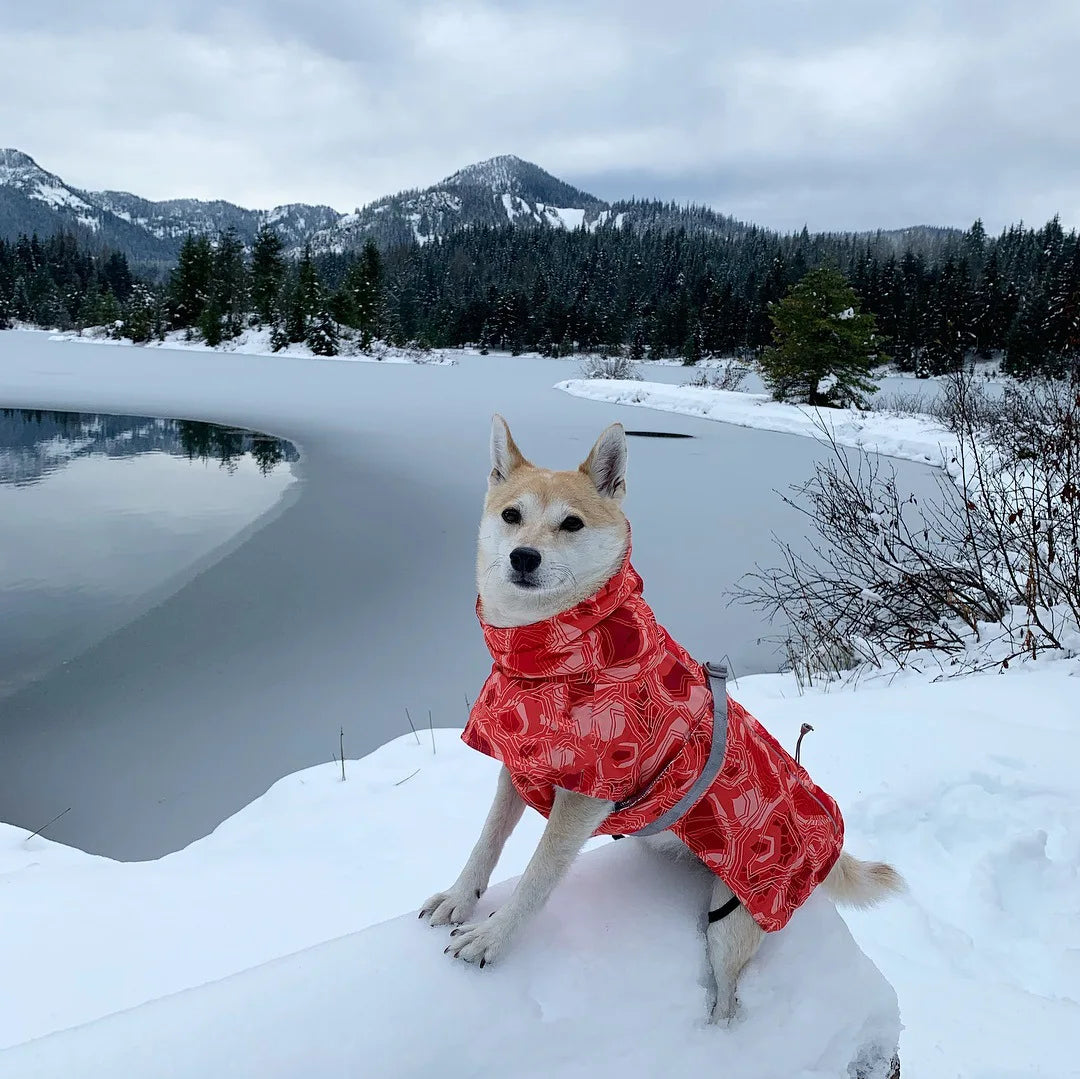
[46,326,457,365]
[0,841,899,1079]
[4,662,1078,1075]
[556,379,956,467]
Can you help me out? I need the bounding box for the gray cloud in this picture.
[1,0,1077,232]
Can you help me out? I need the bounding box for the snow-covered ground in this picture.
[2,662,1077,1076]
[47,324,458,365]
[557,378,957,468]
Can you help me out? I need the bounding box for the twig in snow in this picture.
[428,709,436,755]
[395,768,421,786]
[339,726,346,782]
[404,707,420,745]
[23,807,71,845]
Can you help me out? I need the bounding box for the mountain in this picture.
[0,149,338,269]
[0,148,959,269]
[306,154,608,252]
[304,155,763,253]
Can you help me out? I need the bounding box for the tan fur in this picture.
[478,469,628,591]
[477,418,630,623]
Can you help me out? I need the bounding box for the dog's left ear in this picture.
[580,422,627,500]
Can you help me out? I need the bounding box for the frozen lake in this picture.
[0,333,946,858]
[0,410,297,702]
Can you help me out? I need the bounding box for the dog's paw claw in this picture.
[443,918,509,968]
[419,887,479,928]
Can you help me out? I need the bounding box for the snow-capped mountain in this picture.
[0,149,338,266]
[0,148,758,266]
[306,155,610,252]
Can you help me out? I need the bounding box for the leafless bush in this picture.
[683,361,750,392]
[926,374,1004,434]
[579,353,640,380]
[737,372,1080,679]
[869,389,931,417]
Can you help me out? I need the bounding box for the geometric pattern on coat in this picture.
[463,537,844,932]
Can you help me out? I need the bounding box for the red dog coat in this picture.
[462,539,844,932]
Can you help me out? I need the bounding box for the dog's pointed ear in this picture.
[579,422,627,500]
[490,414,529,487]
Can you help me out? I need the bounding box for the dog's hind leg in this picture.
[706,878,764,1026]
[420,766,525,927]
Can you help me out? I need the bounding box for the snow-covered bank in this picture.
[2,663,1078,1076]
[556,379,956,467]
[0,845,899,1079]
[45,325,457,365]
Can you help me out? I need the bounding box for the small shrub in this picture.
[579,353,640,380]
[683,362,749,392]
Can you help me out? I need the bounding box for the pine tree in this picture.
[167,233,213,330]
[759,267,882,406]
[333,239,383,348]
[209,227,248,339]
[250,226,286,326]
[286,246,321,343]
[306,308,340,356]
[121,284,162,343]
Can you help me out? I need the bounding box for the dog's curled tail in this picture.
[822,851,906,909]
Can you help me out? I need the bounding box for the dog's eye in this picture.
[560,515,585,532]
[501,506,522,525]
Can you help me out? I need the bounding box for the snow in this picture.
[537,203,587,230]
[0,837,898,1079]
[32,180,92,212]
[2,662,1078,1076]
[47,326,457,365]
[502,191,529,220]
[557,378,957,467]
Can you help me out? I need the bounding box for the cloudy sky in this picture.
[2,1,1077,232]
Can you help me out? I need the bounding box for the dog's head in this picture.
[477,415,629,627]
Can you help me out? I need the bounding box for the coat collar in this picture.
[477,530,644,680]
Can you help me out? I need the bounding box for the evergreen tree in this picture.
[121,284,162,343]
[306,308,340,356]
[759,267,882,406]
[286,246,321,342]
[250,226,286,326]
[209,227,248,340]
[167,233,213,330]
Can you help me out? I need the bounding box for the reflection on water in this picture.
[1,409,297,486]
[0,409,299,699]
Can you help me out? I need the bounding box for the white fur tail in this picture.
[822,852,905,909]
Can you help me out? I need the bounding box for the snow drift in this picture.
[0,839,899,1079]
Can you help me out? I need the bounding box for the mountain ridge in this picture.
[0,148,958,267]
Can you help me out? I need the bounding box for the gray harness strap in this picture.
[623,660,730,837]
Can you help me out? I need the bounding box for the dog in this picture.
[421,415,903,1024]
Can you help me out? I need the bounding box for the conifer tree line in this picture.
[3,214,1078,379]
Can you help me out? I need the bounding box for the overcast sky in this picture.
[2,1,1077,233]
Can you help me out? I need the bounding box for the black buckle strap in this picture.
[708,895,741,923]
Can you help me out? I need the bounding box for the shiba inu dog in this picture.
[421,415,903,1024]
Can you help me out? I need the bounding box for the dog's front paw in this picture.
[444,915,513,968]
[419,886,480,927]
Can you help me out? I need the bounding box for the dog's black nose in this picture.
[509,546,542,574]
